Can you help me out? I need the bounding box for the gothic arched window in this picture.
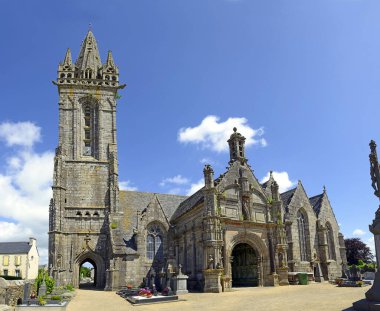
[297,210,308,261]
[326,223,336,260]
[82,103,98,158]
[146,223,164,261]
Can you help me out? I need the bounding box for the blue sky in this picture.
[0,0,379,263]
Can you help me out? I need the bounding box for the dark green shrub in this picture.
[50,295,62,301]
[0,275,22,280]
[36,269,55,294]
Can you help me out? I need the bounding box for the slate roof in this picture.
[261,181,269,189]
[280,187,297,212]
[170,187,205,221]
[0,242,31,254]
[309,193,324,216]
[120,190,188,231]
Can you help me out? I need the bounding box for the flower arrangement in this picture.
[138,288,152,298]
[356,281,364,287]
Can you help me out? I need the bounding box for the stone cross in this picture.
[39,276,47,297]
[363,141,380,302]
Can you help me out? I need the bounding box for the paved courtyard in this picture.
[67,283,368,311]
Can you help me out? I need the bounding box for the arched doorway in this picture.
[74,251,105,289]
[79,260,96,289]
[231,243,258,287]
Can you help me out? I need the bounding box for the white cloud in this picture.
[0,222,34,241]
[0,122,41,147]
[167,188,182,195]
[353,229,366,236]
[200,157,217,165]
[160,175,189,187]
[260,171,296,193]
[0,122,53,265]
[367,237,375,255]
[178,115,266,152]
[186,179,204,196]
[119,180,138,191]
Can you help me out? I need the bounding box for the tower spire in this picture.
[75,30,102,79]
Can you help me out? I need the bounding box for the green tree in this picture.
[345,238,374,265]
[80,266,91,277]
[36,269,55,295]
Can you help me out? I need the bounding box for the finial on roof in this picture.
[88,23,92,32]
[63,48,72,65]
[270,170,273,177]
[233,127,237,133]
[323,185,326,193]
[106,50,115,67]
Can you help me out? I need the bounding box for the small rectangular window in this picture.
[15,269,20,277]
[3,269,8,276]
[3,256,9,266]
[15,256,21,266]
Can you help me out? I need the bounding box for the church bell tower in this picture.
[49,30,125,289]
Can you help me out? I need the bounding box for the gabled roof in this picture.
[120,190,188,231]
[280,187,297,211]
[170,187,204,221]
[0,242,31,254]
[309,193,324,216]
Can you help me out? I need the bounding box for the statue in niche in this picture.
[278,253,284,268]
[242,198,250,220]
[208,254,214,269]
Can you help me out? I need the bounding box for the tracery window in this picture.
[297,210,308,261]
[146,223,164,261]
[326,223,336,260]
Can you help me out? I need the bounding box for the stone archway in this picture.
[226,232,270,287]
[74,251,105,289]
[231,243,258,287]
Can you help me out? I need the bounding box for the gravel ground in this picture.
[67,282,368,311]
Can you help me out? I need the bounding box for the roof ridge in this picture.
[120,189,188,198]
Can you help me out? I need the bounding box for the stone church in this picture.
[48,31,347,292]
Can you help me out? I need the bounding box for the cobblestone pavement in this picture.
[67,283,368,311]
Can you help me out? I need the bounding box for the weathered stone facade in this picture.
[48,31,347,291]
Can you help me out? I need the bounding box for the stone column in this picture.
[364,208,380,302]
[353,140,380,310]
[353,208,380,310]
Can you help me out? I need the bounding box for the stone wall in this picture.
[0,278,34,307]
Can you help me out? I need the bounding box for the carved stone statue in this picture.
[208,254,214,269]
[242,198,250,220]
[369,140,380,199]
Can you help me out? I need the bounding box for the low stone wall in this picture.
[0,278,34,307]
